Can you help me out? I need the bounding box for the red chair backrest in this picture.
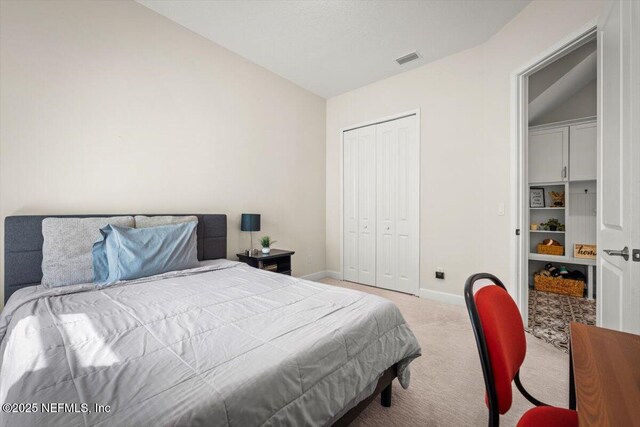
[474,284,527,414]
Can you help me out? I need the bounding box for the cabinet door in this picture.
[528,126,569,183]
[357,125,376,285]
[343,128,359,282]
[569,122,597,181]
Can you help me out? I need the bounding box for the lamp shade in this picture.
[240,214,260,232]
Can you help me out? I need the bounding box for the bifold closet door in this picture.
[376,115,419,294]
[343,125,376,285]
[343,129,359,282]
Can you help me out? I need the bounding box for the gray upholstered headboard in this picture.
[4,214,227,303]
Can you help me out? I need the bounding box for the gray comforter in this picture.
[0,261,421,427]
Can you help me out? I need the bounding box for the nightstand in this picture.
[236,249,295,275]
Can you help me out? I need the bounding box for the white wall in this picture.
[0,0,606,304]
[0,0,327,302]
[326,0,603,298]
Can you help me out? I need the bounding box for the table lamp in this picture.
[241,213,260,254]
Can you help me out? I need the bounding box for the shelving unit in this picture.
[528,253,596,266]
[527,118,597,300]
[530,207,565,210]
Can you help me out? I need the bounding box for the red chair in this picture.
[464,273,578,427]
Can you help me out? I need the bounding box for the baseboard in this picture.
[300,271,329,281]
[325,271,342,280]
[419,288,465,306]
[299,271,342,281]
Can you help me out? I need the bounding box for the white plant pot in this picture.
[262,247,270,254]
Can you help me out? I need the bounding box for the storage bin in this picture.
[537,244,564,256]
[534,274,584,297]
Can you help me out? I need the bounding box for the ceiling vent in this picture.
[396,51,420,65]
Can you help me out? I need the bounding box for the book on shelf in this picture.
[263,263,278,272]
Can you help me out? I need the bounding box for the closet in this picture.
[343,114,419,294]
[527,118,597,299]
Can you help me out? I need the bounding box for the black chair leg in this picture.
[381,383,392,407]
[569,344,576,410]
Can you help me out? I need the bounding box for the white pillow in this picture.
[134,215,198,228]
[41,216,134,288]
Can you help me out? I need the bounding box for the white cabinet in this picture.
[569,122,597,181]
[528,126,569,183]
[528,121,597,184]
[343,114,419,295]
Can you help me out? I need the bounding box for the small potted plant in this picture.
[259,236,276,254]
[544,218,562,231]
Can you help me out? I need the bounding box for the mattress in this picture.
[0,260,421,426]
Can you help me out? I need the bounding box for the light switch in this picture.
[498,203,505,216]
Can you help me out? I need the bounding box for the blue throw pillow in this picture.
[92,221,199,286]
[92,233,110,284]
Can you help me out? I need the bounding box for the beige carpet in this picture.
[319,278,569,427]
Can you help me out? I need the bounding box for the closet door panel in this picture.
[394,116,420,293]
[343,129,359,282]
[357,126,376,285]
[345,114,419,293]
[376,121,398,289]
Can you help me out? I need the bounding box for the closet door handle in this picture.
[386,226,390,231]
[562,166,567,179]
[604,247,629,261]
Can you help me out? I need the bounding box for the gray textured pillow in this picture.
[134,215,198,228]
[41,216,134,288]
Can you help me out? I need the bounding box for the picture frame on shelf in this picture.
[530,187,545,208]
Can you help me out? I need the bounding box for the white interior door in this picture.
[343,128,359,282]
[597,0,640,333]
[376,115,419,294]
[357,126,377,285]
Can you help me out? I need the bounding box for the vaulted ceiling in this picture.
[528,40,597,124]
[137,0,530,98]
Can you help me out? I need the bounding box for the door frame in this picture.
[510,21,598,324]
[340,109,421,296]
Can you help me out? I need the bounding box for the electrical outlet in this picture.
[435,271,445,279]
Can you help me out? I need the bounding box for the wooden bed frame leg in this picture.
[381,383,392,407]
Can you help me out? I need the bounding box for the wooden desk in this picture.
[569,322,640,427]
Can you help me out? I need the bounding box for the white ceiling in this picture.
[137,0,530,98]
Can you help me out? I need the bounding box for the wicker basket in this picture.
[534,275,584,297]
[537,244,564,256]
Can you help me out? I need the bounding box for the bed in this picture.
[1,214,421,426]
